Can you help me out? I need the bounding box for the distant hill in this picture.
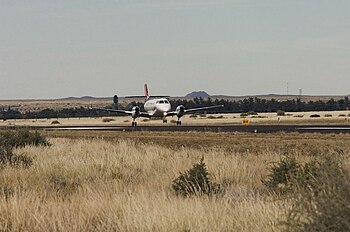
[60,96,104,101]
[185,91,210,98]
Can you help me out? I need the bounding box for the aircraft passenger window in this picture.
[165,100,169,104]
[159,100,164,104]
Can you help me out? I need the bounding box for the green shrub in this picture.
[262,156,328,194]
[277,110,285,116]
[262,156,301,192]
[294,115,304,118]
[51,120,61,124]
[0,130,48,168]
[102,118,115,123]
[283,156,350,232]
[0,146,33,168]
[240,113,248,117]
[11,154,33,168]
[309,114,320,118]
[0,130,50,149]
[172,157,221,197]
[189,114,197,118]
[247,111,258,116]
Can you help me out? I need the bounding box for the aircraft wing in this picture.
[90,107,133,115]
[166,104,224,117]
[90,107,151,118]
[184,105,224,113]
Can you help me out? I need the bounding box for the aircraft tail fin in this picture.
[144,84,150,100]
[124,84,169,100]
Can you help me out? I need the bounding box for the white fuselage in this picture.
[144,98,171,117]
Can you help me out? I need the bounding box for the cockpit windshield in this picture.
[157,100,169,104]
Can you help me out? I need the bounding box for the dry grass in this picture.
[0,132,349,231]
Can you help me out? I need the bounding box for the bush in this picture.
[0,146,33,168]
[0,130,49,168]
[294,115,304,118]
[0,130,50,149]
[262,156,324,194]
[262,156,301,193]
[189,114,197,118]
[172,157,221,197]
[338,114,347,117]
[102,118,115,123]
[247,111,258,116]
[324,114,332,117]
[277,110,285,116]
[207,115,217,119]
[240,113,248,117]
[51,120,61,125]
[283,156,350,232]
[309,114,320,118]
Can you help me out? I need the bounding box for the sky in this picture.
[0,0,350,99]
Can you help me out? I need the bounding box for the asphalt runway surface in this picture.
[2,125,350,133]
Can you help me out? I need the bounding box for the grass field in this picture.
[0,130,350,231]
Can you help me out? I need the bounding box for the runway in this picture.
[2,125,350,133]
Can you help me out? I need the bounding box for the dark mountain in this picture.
[185,91,210,98]
[60,96,100,101]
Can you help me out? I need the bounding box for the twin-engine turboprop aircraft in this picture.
[94,84,224,126]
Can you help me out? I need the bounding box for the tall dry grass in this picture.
[0,134,349,231]
[0,138,286,231]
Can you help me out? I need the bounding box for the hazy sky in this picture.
[1,0,349,99]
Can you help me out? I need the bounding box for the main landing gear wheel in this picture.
[132,121,137,127]
[163,119,168,123]
[176,121,182,125]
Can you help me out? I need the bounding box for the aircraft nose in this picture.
[166,104,171,111]
[161,104,171,112]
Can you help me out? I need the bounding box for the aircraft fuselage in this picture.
[144,98,171,117]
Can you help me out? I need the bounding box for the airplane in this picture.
[93,84,224,126]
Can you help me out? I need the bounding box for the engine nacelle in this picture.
[176,105,185,118]
[113,95,118,104]
[113,95,119,109]
[131,106,140,118]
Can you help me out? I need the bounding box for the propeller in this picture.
[176,105,185,118]
[131,106,140,118]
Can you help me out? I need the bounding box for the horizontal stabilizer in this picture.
[125,96,170,99]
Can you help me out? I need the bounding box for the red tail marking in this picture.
[144,84,149,97]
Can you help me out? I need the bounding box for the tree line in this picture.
[173,96,350,113]
[0,97,349,120]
